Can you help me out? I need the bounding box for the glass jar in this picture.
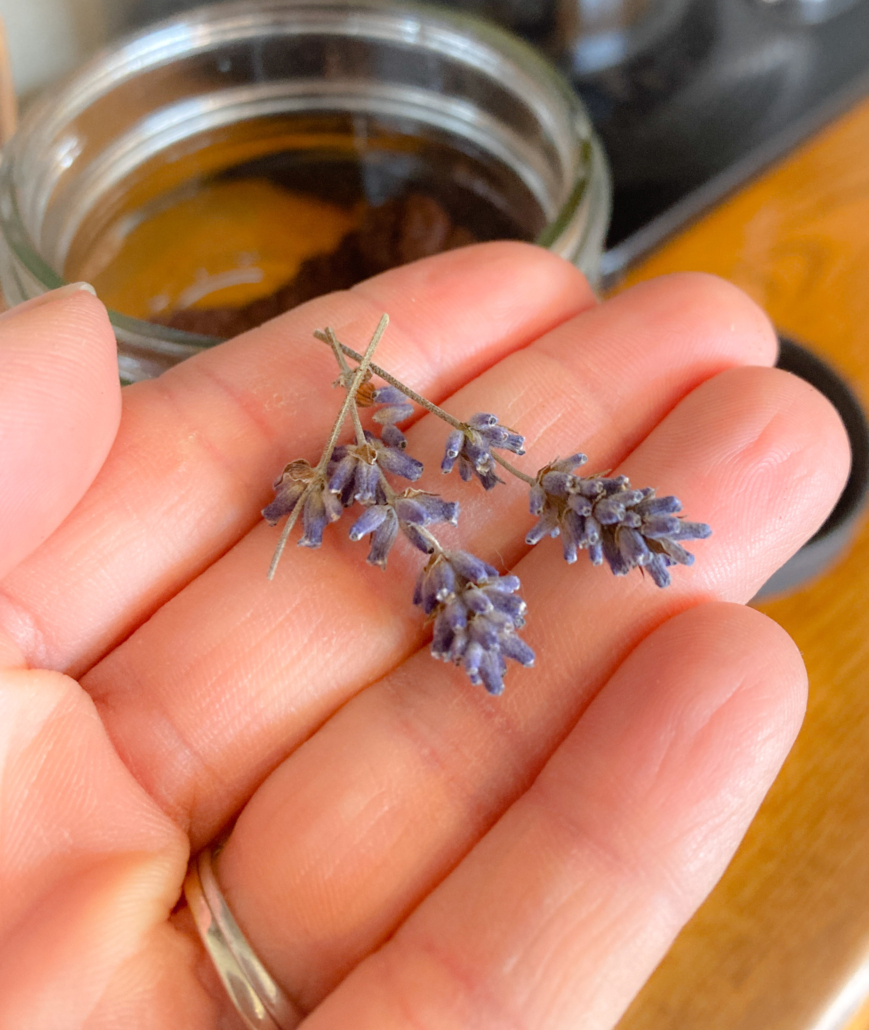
[0,0,610,381]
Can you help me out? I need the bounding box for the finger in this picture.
[83,273,781,843]
[295,602,807,1030]
[0,662,210,1028]
[0,243,594,676]
[0,284,120,578]
[212,362,845,1010]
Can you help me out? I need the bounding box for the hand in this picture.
[0,244,849,1029]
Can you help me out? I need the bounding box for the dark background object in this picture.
[566,0,869,278]
[756,336,869,596]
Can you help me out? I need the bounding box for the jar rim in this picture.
[0,0,607,354]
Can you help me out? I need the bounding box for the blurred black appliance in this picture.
[450,0,869,282]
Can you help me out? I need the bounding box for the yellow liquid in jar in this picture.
[85,178,357,321]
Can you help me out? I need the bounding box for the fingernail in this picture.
[53,281,97,298]
[1,282,97,321]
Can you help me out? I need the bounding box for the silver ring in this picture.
[184,845,304,1030]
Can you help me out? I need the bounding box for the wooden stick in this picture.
[0,15,18,146]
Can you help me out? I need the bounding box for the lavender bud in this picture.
[478,651,507,696]
[468,413,499,429]
[401,522,437,554]
[349,505,389,541]
[375,446,423,481]
[381,424,407,450]
[263,460,312,524]
[448,551,498,583]
[299,487,339,548]
[463,587,494,615]
[499,634,535,667]
[441,430,464,474]
[373,404,415,425]
[371,386,406,406]
[367,510,399,568]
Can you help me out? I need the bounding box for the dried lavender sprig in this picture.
[441,413,526,490]
[414,549,534,695]
[526,454,711,586]
[317,329,535,493]
[267,315,388,579]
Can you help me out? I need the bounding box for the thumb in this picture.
[0,283,121,579]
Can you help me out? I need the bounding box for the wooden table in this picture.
[611,94,869,1030]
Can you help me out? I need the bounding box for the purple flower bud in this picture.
[640,513,682,538]
[432,611,457,658]
[413,551,533,695]
[375,446,423,481]
[647,553,672,588]
[367,510,399,568]
[479,651,507,696]
[657,538,695,565]
[443,598,469,631]
[469,617,499,650]
[373,404,415,425]
[262,483,305,526]
[526,511,560,546]
[463,587,494,615]
[448,551,498,583]
[499,634,535,667]
[484,590,526,623]
[635,494,681,517]
[463,641,485,681]
[594,496,627,525]
[401,522,437,554]
[617,526,651,567]
[540,470,573,497]
[353,459,382,503]
[441,430,464,474]
[381,424,407,450]
[349,505,390,541]
[299,487,341,548]
[263,460,315,524]
[672,520,713,540]
[552,452,588,473]
[483,575,521,594]
[468,413,499,429]
[327,453,357,496]
[371,386,406,406]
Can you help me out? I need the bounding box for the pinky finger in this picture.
[301,602,807,1030]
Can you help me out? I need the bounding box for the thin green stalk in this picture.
[315,315,387,473]
[325,327,367,447]
[493,452,536,486]
[313,330,463,431]
[268,315,388,580]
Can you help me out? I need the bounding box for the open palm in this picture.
[0,244,848,1029]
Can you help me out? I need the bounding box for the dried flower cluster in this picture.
[264,317,711,695]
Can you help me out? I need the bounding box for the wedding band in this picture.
[184,845,304,1030]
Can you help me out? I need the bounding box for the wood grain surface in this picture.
[611,93,869,1030]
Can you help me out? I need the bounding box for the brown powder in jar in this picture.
[156,191,476,338]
